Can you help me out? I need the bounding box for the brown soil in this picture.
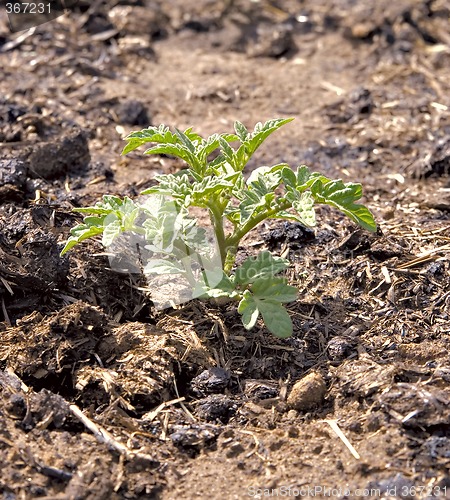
[1,1,450,498]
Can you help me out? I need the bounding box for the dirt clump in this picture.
[1,0,450,497]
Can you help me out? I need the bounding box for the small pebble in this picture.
[327,336,353,362]
[286,409,298,420]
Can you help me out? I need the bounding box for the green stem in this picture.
[206,200,227,267]
[223,246,238,274]
[223,200,292,273]
[227,200,292,248]
[172,241,197,287]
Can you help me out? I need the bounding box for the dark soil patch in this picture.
[1,0,450,498]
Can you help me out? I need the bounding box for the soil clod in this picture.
[195,394,239,423]
[190,366,231,396]
[1,0,450,496]
[287,372,327,411]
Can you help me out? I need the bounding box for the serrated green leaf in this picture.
[143,144,199,170]
[233,144,248,171]
[122,139,144,156]
[247,164,286,188]
[181,127,204,143]
[237,192,269,225]
[192,175,233,199]
[256,299,293,338]
[296,165,316,187]
[290,191,316,227]
[196,134,221,169]
[121,196,138,212]
[219,137,236,163]
[221,133,240,143]
[102,195,124,211]
[233,166,285,224]
[234,121,248,142]
[238,290,259,329]
[209,154,227,171]
[285,165,326,192]
[247,166,273,185]
[73,195,132,217]
[123,125,208,172]
[217,138,248,172]
[311,179,377,232]
[141,199,200,256]
[122,125,175,155]
[144,259,184,275]
[234,251,289,285]
[60,195,140,255]
[281,166,297,189]
[174,128,196,153]
[141,173,192,200]
[245,118,294,156]
[60,223,104,255]
[102,219,122,247]
[251,277,298,302]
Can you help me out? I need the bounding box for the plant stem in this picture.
[223,200,292,273]
[223,246,238,274]
[206,200,227,266]
[172,241,198,288]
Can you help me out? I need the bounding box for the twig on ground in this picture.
[68,404,154,463]
[323,419,361,460]
[173,377,196,422]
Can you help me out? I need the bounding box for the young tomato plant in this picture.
[61,118,376,338]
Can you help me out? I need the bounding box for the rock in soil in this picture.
[170,424,221,456]
[0,158,27,189]
[247,22,295,58]
[116,99,150,126]
[195,394,239,423]
[327,336,355,362]
[262,221,315,250]
[27,128,90,179]
[190,367,231,396]
[0,158,27,200]
[287,372,327,411]
[243,378,279,401]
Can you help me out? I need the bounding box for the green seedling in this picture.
[61,118,376,338]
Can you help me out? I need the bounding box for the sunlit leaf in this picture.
[234,251,289,285]
[311,179,377,232]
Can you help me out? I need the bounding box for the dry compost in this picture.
[0,0,450,498]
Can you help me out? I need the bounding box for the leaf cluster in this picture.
[61,118,376,338]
